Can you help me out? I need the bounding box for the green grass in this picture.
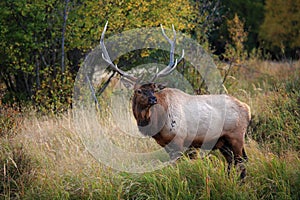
[1,60,300,199]
[2,136,299,199]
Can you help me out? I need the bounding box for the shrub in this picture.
[33,68,74,114]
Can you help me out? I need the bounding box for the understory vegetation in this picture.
[1,61,299,200]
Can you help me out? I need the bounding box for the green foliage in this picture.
[65,0,199,61]
[1,0,300,114]
[33,68,74,114]
[226,14,248,62]
[219,14,249,92]
[0,0,66,104]
[0,0,200,112]
[259,0,300,57]
[210,0,264,53]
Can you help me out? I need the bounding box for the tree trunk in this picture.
[61,0,70,75]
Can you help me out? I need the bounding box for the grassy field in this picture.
[1,60,300,199]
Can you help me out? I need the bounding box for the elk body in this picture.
[132,83,250,179]
[100,22,251,179]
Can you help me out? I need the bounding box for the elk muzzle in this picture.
[148,95,157,105]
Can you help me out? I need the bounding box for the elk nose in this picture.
[148,96,157,105]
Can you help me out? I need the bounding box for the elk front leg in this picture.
[219,145,234,176]
[165,138,184,161]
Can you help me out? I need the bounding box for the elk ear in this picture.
[155,83,166,91]
[120,78,135,89]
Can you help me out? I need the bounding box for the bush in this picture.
[33,68,74,114]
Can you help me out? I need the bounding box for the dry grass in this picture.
[3,111,298,199]
[1,60,300,199]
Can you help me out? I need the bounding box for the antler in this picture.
[100,22,184,84]
[150,24,184,82]
[100,21,138,82]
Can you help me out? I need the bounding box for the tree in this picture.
[259,0,300,58]
[65,0,196,51]
[0,0,202,111]
[209,0,264,54]
[0,0,65,101]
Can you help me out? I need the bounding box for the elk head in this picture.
[131,83,168,134]
[133,83,166,109]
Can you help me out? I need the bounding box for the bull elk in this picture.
[100,22,251,179]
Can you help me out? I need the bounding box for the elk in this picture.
[100,22,251,179]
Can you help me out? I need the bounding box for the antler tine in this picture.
[149,59,178,82]
[150,25,184,82]
[100,21,137,82]
[160,24,176,68]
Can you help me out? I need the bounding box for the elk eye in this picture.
[136,89,142,94]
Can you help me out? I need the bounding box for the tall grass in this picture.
[1,61,300,199]
[225,60,300,153]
